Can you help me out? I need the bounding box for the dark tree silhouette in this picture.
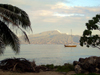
[0,4,32,54]
[80,14,100,49]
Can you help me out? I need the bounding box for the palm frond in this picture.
[0,37,5,54]
[0,4,32,44]
[0,20,20,54]
[22,31,30,44]
[0,4,31,30]
[0,13,30,44]
[0,4,32,54]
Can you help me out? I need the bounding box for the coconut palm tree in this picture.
[0,4,32,54]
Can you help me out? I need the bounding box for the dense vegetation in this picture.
[41,63,74,72]
[80,14,100,49]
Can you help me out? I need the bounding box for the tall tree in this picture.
[80,14,100,49]
[0,4,32,54]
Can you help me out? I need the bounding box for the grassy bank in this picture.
[41,63,74,72]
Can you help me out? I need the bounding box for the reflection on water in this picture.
[0,44,100,65]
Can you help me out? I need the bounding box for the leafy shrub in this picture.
[46,64,54,69]
[56,63,74,72]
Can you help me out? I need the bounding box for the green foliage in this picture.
[0,4,31,29]
[0,4,32,54]
[45,64,55,69]
[83,30,92,36]
[0,21,19,53]
[80,14,100,49]
[56,64,74,72]
[41,63,74,72]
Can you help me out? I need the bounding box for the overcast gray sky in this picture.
[1,0,100,35]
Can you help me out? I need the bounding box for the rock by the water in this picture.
[75,65,82,73]
[73,56,100,74]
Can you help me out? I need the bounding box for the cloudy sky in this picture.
[1,0,100,35]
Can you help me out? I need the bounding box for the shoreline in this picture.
[0,70,76,75]
[1,57,100,75]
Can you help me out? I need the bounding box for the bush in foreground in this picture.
[0,58,35,72]
[56,63,74,72]
[41,63,74,72]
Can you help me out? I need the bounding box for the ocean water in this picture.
[0,44,100,65]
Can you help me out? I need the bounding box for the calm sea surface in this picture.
[0,44,100,65]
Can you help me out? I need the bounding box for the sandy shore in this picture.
[0,70,76,75]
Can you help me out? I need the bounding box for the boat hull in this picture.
[64,45,77,47]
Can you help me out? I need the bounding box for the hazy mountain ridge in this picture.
[20,30,80,44]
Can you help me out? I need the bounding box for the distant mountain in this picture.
[19,30,80,44]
